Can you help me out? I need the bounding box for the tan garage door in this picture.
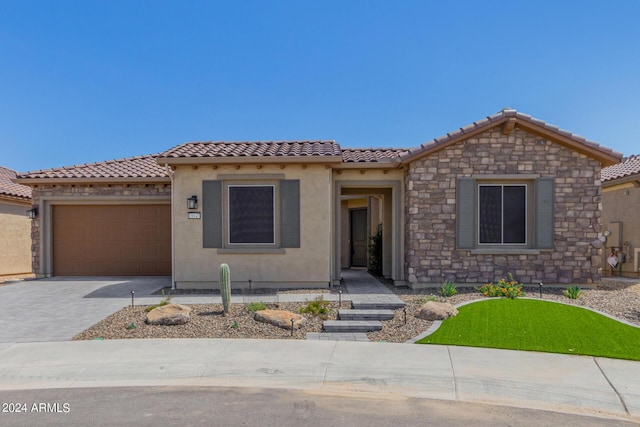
[53,204,171,276]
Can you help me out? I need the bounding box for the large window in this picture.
[478,185,527,244]
[457,177,554,251]
[228,185,275,245]
[202,178,300,251]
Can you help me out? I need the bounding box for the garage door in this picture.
[53,204,171,276]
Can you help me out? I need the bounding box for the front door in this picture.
[350,208,367,267]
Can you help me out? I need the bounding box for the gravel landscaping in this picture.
[73,282,640,343]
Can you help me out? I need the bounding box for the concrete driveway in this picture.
[0,277,170,345]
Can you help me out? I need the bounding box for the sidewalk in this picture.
[0,339,638,422]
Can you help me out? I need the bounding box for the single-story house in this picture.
[601,155,640,278]
[15,109,622,288]
[0,166,33,278]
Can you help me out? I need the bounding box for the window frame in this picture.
[223,181,280,248]
[477,183,528,246]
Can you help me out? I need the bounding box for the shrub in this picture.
[247,301,267,312]
[144,289,172,312]
[368,224,383,276]
[300,296,330,319]
[439,281,457,297]
[476,273,523,299]
[565,286,582,299]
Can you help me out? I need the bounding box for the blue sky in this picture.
[1,1,639,172]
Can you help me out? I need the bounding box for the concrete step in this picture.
[323,320,382,333]
[351,301,405,310]
[306,332,369,342]
[338,309,395,321]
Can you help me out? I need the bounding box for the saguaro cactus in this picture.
[219,263,231,314]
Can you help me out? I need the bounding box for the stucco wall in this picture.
[172,164,333,288]
[0,200,32,276]
[602,182,640,277]
[405,127,603,285]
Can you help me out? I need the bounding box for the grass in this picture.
[416,299,640,361]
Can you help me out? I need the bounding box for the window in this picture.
[457,177,554,251]
[228,185,275,245]
[478,185,526,244]
[202,178,300,251]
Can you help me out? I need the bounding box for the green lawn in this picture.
[416,299,640,361]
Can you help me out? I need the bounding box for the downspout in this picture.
[164,164,176,289]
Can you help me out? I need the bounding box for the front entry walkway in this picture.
[307,269,405,342]
[341,269,405,308]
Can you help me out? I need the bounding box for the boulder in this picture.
[416,301,458,321]
[254,309,306,330]
[146,304,192,325]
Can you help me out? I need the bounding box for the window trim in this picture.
[477,183,528,246]
[222,181,281,248]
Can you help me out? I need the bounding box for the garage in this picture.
[52,204,171,276]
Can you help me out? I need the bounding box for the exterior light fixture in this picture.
[603,230,611,237]
[187,195,198,210]
[27,207,38,219]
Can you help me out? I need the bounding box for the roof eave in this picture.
[602,173,640,188]
[14,177,171,185]
[399,116,622,167]
[514,121,621,167]
[0,194,32,204]
[334,160,403,169]
[156,156,344,166]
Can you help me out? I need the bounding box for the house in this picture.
[0,166,33,278]
[15,109,621,287]
[601,155,640,278]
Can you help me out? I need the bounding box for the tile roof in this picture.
[602,154,640,182]
[341,148,406,163]
[0,166,32,200]
[159,141,342,159]
[399,108,622,165]
[17,155,169,181]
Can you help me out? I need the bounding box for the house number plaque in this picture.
[188,212,201,219]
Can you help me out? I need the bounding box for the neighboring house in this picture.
[16,109,621,287]
[0,166,33,278]
[601,155,640,278]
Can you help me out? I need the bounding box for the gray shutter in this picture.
[456,178,476,249]
[203,180,222,248]
[280,180,300,248]
[535,177,555,249]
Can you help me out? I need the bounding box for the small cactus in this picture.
[219,263,231,314]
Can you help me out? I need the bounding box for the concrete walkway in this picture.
[341,268,405,308]
[0,339,638,422]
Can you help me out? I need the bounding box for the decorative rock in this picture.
[146,304,192,325]
[254,309,306,330]
[416,301,458,321]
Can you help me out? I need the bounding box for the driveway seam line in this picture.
[593,357,630,416]
[321,341,338,389]
[447,346,459,401]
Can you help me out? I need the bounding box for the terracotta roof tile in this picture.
[341,148,406,163]
[0,166,31,200]
[17,154,168,180]
[602,155,640,182]
[159,141,342,159]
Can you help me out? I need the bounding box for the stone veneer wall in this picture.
[405,128,603,285]
[29,183,171,274]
